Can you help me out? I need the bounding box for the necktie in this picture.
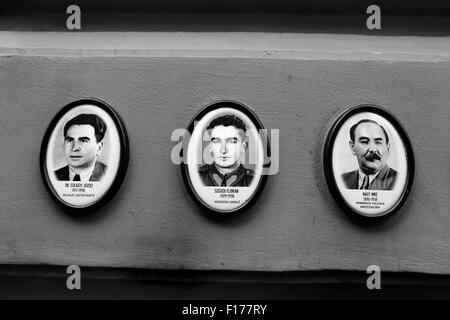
[360,175,369,190]
[73,174,81,181]
[221,175,227,186]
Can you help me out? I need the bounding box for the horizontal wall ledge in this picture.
[1,32,450,62]
[2,264,450,285]
[1,265,450,299]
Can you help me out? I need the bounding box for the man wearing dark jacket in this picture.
[342,119,397,190]
[54,113,107,182]
[199,115,254,187]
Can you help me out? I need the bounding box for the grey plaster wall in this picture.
[0,39,449,274]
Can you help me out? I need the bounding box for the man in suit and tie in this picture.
[54,113,107,182]
[199,115,254,187]
[342,119,397,190]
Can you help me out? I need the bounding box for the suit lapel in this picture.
[62,166,70,181]
[90,162,102,181]
[351,171,359,189]
[368,166,389,190]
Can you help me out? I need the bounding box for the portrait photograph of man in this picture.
[54,113,107,182]
[42,99,127,209]
[326,106,413,217]
[184,101,267,213]
[199,114,254,187]
[342,119,397,190]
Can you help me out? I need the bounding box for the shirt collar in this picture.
[69,162,96,182]
[210,164,244,187]
[358,168,381,189]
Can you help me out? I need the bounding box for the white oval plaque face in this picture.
[324,105,414,218]
[40,99,129,212]
[181,101,269,215]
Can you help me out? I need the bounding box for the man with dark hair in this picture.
[199,114,254,187]
[342,119,397,190]
[54,113,107,181]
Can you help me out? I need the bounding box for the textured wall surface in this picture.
[0,32,449,274]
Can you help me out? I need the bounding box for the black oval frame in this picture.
[39,98,129,214]
[180,100,270,216]
[323,104,415,219]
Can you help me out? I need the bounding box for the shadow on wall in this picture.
[0,1,449,35]
[1,267,450,299]
[1,0,449,14]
